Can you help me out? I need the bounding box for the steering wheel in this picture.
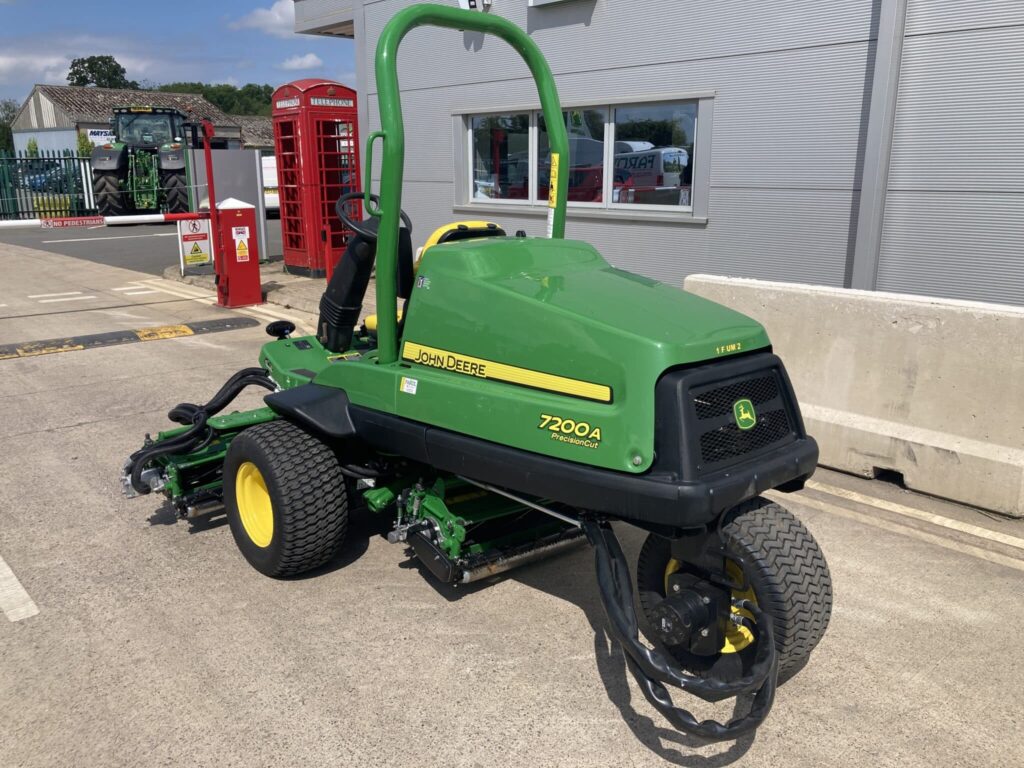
[335,191,412,241]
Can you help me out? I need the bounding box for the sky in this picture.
[0,0,356,102]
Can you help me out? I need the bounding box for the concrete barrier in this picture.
[683,275,1024,518]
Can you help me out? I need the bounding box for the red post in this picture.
[200,120,228,305]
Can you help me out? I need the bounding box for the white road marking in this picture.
[0,553,39,622]
[42,232,176,244]
[123,290,159,296]
[37,295,97,303]
[138,279,316,335]
[806,480,1024,552]
[780,493,1024,573]
[28,291,82,298]
[112,286,147,292]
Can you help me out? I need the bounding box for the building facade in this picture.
[295,0,1024,307]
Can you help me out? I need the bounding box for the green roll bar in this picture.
[367,3,570,365]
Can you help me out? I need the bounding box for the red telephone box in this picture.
[272,80,360,277]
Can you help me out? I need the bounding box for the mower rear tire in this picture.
[93,171,127,217]
[162,170,189,214]
[637,497,832,684]
[223,420,348,577]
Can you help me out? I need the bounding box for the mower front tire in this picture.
[637,497,832,684]
[223,420,348,577]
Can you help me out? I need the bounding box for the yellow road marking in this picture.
[134,325,194,342]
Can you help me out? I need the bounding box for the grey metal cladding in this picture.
[295,0,356,30]
[369,42,874,191]
[905,0,1024,36]
[361,0,875,95]
[889,26,1024,193]
[879,20,1024,306]
[877,192,1024,306]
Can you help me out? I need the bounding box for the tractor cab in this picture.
[111,107,186,148]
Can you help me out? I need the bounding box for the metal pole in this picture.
[850,0,908,290]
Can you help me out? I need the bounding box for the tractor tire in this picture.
[162,170,189,214]
[92,171,127,217]
[223,420,348,577]
[637,497,832,684]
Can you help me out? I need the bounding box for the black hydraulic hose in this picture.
[128,368,276,494]
[582,519,778,741]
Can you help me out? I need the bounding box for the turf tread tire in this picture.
[224,420,348,577]
[92,171,126,216]
[637,497,832,682]
[162,170,188,214]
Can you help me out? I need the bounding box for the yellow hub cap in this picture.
[235,461,274,548]
[664,558,757,653]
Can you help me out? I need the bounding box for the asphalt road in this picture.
[0,216,283,276]
[1,241,1023,767]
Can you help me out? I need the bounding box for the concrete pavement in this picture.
[1,242,1023,767]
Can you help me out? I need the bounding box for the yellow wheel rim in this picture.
[235,461,274,548]
[664,558,757,653]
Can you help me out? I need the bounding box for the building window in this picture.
[470,113,529,201]
[462,99,700,214]
[612,102,696,208]
[538,108,607,204]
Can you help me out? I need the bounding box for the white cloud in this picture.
[280,53,323,71]
[0,54,71,84]
[230,0,296,38]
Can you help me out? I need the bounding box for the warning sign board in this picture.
[233,225,250,263]
[177,218,211,273]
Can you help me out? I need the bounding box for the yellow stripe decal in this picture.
[402,341,611,403]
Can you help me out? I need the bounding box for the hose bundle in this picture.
[127,367,276,495]
[582,519,778,741]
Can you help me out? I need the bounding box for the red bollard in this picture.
[215,198,263,307]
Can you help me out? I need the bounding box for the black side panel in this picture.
[90,146,126,172]
[158,147,186,171]
[348,405,817,528]
[264,384,356,439]
[409,532,456,582]
[349,406,429,463]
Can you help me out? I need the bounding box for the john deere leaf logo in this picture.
[733,399,757,430]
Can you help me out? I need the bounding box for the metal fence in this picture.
[0,150,97,220]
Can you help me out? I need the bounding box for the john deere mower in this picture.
[122,5,831,741]
[91,106,190,216]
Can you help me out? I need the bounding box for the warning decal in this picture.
[177,218,211,269]
[232,225,251,263]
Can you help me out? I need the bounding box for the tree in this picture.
[156,82,274,115]
[26,137,39,157]
[0,98,18,154]
[67,56,139,89]
[76,130,94,156]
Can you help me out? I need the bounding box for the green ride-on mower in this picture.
[91,106,190,216]
[121,5,831,741]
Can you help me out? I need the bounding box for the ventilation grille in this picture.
[690,370,796,471]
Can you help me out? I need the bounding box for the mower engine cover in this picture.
[312,236,770,476]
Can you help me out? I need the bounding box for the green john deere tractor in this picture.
[122,5,831,741]
[90,106,190,216]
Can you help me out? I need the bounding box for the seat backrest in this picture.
[418,221,506,265]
